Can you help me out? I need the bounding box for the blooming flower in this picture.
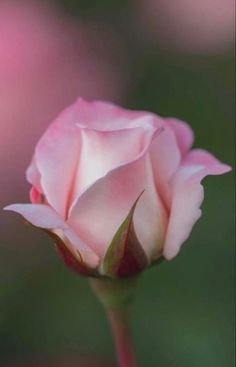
[5,98,231,277]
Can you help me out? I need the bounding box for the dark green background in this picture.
[0,1,234,366]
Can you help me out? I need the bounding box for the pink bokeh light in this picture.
[0,0,129,204]
[135,0,235,53]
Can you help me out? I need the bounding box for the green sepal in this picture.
[102,192,149,278]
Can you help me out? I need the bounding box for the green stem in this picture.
[90,277,138,367]
[108,307,137,367]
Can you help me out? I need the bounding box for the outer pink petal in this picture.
[70,98,153,131]
[150,122,181,210]
[35,117,81,218]
[4,203,99,267]
[68,128,165,258]
[26,157,42,192]
[26,99,81,189]
[165,117,194,156]
[4,203,68,229]
[163,149,231,259]
[133,154,168,260]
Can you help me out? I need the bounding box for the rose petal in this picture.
[68,156,147,257]
[4,203,99,267]
[26,157,42,192]
[163,149,231,259]
[71,98,153,131]
[68,128,166,259]
[150,122,181,210]
[35,116,81,218]
[4,203,68,229]
[165,117,194,156]
[72,124,153,199]
[29,186,42,204]
[134,154,167,260]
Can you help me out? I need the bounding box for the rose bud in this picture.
[4,98,231,278]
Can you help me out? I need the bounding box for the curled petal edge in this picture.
[163,150,232,260]
[4,204,99,270]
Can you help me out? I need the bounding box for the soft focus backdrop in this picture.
[0,0,235,366]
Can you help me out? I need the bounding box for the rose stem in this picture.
[107,308,137,367]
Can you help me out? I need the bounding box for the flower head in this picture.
[5,99,231,278]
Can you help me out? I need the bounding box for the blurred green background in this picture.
[0,0,235,366]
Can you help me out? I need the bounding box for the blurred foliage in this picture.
[54,0,131,16]
[0,0,234,366]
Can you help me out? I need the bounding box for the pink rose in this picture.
[5,99,231,277]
